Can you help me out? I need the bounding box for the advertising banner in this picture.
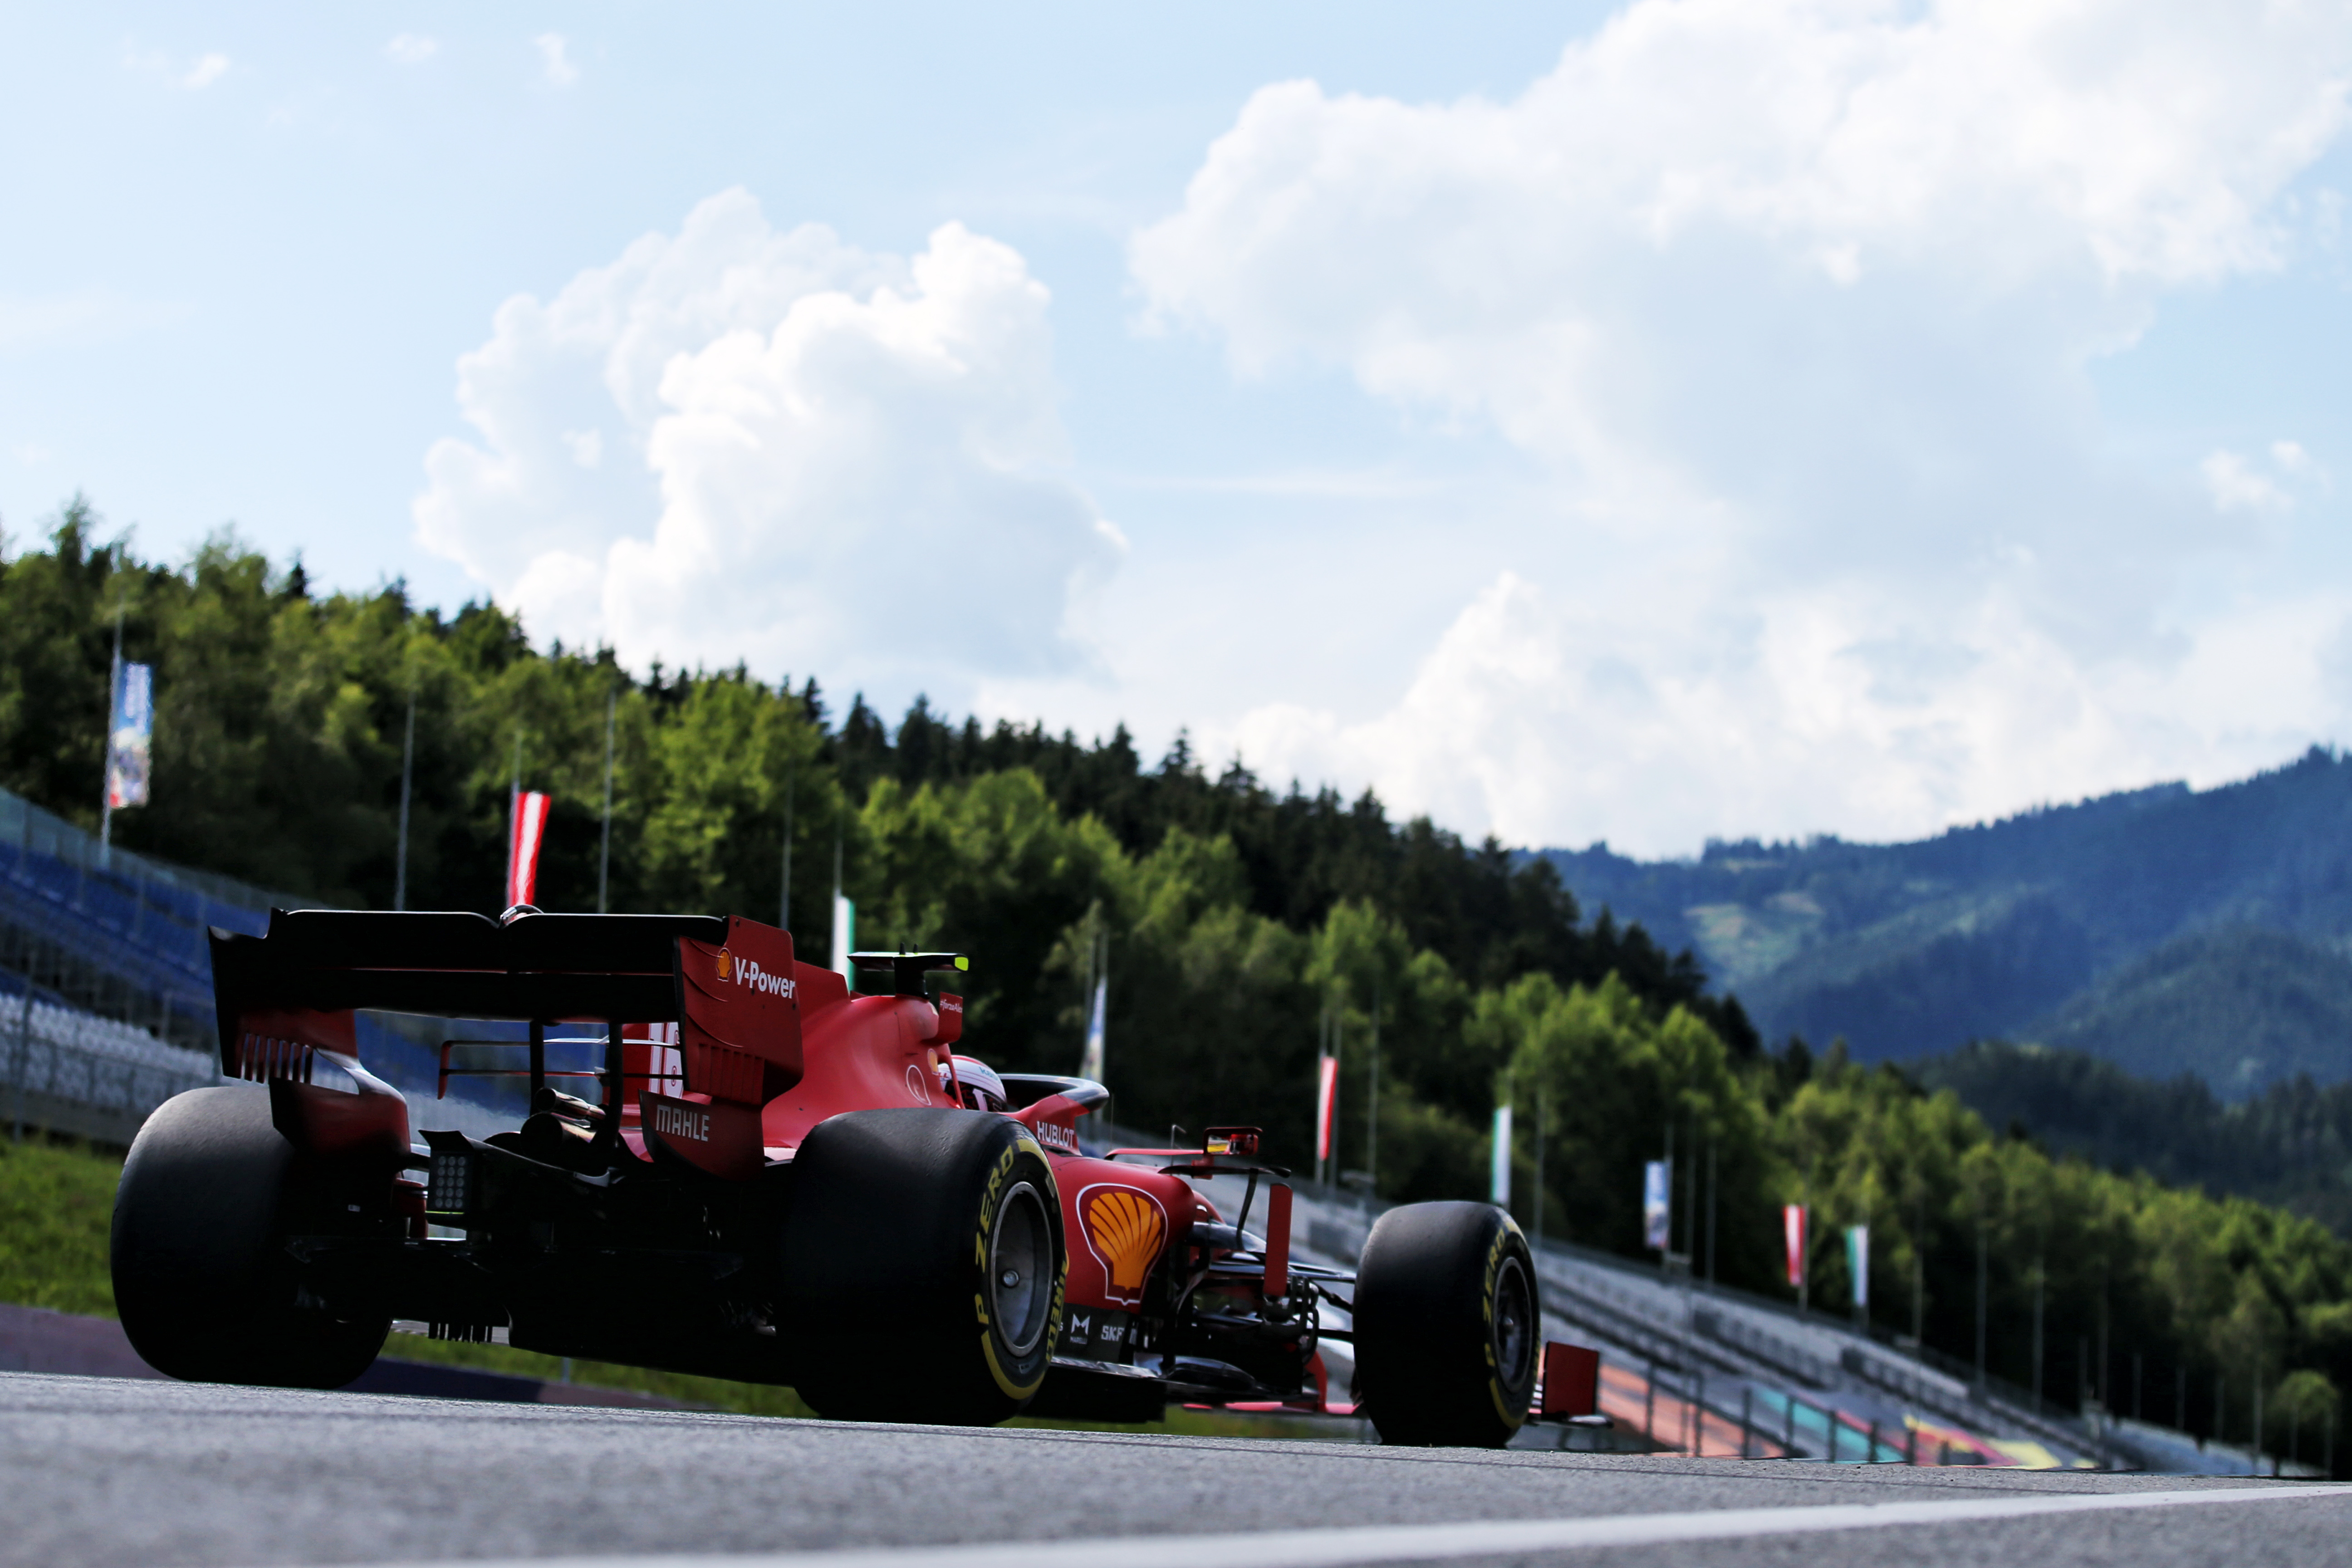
[1847,1224,1870,1308]
[1643,1160,1671,1251]
[105,662,153,809]
[1784,1203,1808,1289]
[1490,1102,1512,1206]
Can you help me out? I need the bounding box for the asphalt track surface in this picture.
[6,1373,2349,1568]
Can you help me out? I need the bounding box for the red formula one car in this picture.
[111,909,1577,1446]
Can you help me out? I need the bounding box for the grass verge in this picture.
[0,1137,119,1316]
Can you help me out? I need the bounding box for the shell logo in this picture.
[715,948,733,980]
[1078,1186,1166,1305]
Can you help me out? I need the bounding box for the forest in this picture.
[1919,1040,2352,1237]
[3,496,2350,1446]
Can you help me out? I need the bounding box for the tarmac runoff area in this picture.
[5,1373,2350,1568]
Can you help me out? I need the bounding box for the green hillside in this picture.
[1541,752,2352,1092]
[2024,928,2352,1096]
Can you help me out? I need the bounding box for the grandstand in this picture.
[1274,1174,2286,1475]
[0,787,512,1144]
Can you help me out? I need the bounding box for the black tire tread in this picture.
[1352,1200,1537,1447]
[782,1108,1063,1425]
[110,1083,387,1388]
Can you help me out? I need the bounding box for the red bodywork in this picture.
[593,928,1205,1332]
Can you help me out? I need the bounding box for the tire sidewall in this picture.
[971,1134,1064,1402]
[1476,1219,1539,1429]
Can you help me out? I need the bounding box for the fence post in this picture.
[1644,1361,1656,1448]
[8,980,27,1143]
[1741,1386,1753,1460]
[1785,1395,1797,1458]
[1826,1407,1838,1464]
[1906,1420,1919,1465]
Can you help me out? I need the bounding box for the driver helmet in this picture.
[951,1055,1009,1113]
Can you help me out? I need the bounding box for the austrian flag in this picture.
[507,789,551,909]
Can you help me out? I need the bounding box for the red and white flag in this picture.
[1314,1054,1340,1162]
[507,789,551,909]
[1784,1202,1808,1289]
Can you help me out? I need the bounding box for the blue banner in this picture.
[106,662,153,808]
[1643,1159,1671,1251]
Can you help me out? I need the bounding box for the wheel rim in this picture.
[990,1180,1052,1357]
[1492,1253,1534,1391]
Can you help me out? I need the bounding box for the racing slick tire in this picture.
[783,1108,1063,1426]
[110,1083,389,1388]
[1352,1200,1538,1448]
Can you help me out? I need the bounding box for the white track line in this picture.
[387,1483,2352,1568]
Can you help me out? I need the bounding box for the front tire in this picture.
[1353,1200,1537,1447]
[783,1109,1064,1425]
[110,1084,388,1388]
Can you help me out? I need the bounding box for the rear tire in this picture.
[1353,1200,1537,1447]
[783,1108,1063,1425]
[111,1084,388,1388]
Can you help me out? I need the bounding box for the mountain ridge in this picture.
[1536,747,2352,1093]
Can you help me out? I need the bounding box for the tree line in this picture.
[4,498,2349,1451]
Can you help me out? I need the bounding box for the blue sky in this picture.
[8,1,2352,856]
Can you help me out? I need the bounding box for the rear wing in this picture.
[208,908,806,1091]
[209,908,720,1059]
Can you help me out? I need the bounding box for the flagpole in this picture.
[1366,979,1380,1199]
[505,731,521,910]
[598,687,616,913]
[394,689,415,911]
[98,606,122,870]
[779,769,793,931]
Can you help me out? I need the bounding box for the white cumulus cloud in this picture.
[124,48,231,90]
[535,33,578,87]
[386,34,439,65]
[1213,571,2352,854]
[2202,449,2293,514]
[1140,0,2352,853]
[414,190,1119,697]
